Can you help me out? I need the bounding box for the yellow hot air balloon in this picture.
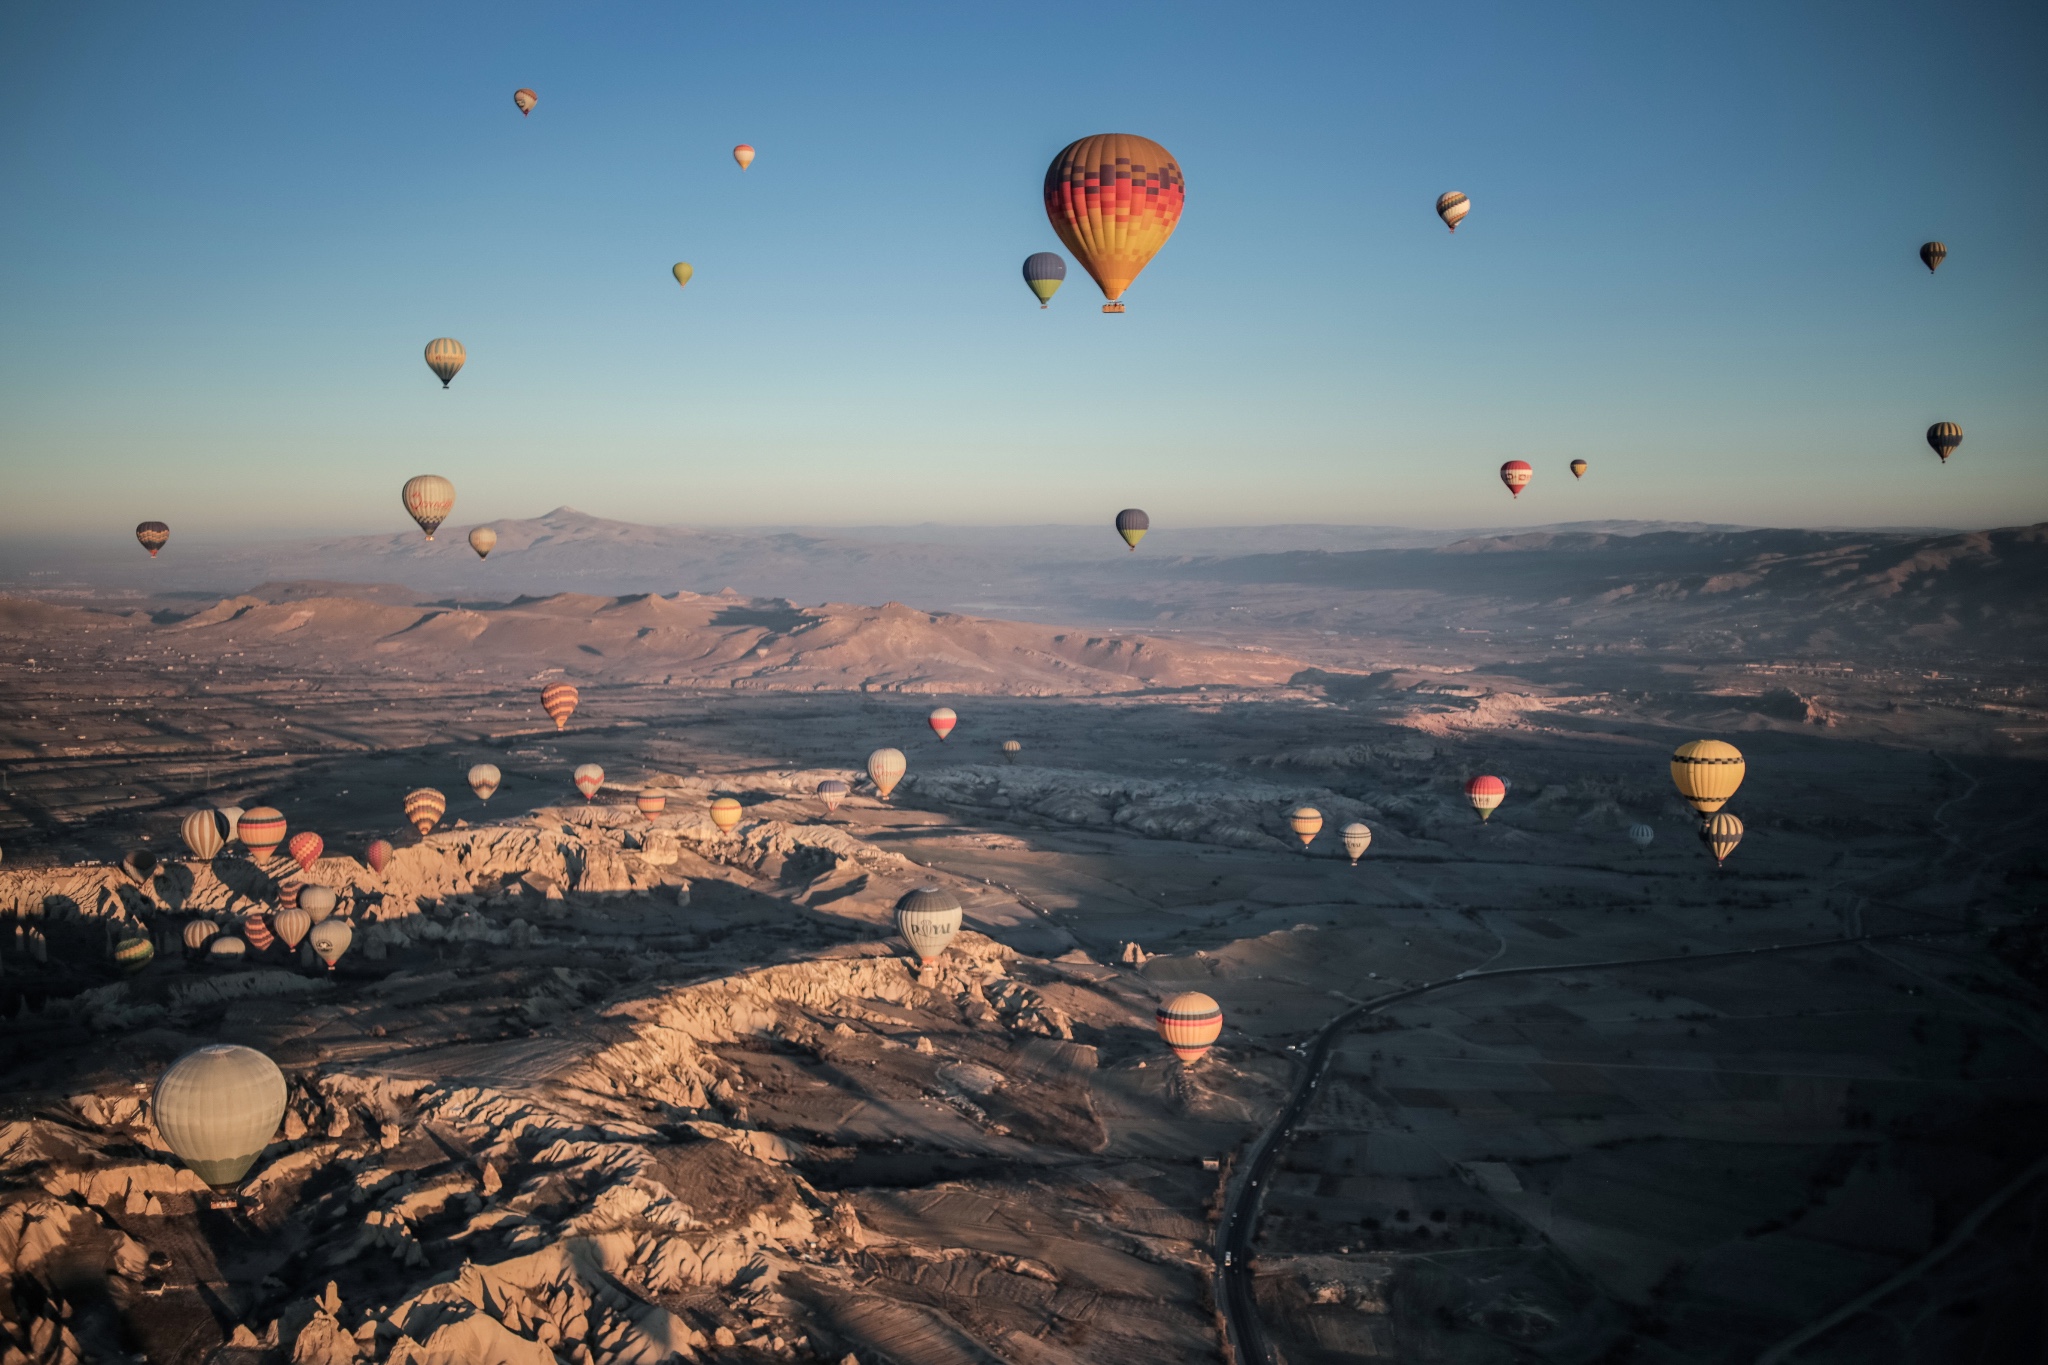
[152,1045,288,1187]
[1288,806,1323,848]
[867,748,906,800]
[1570,459,1588,479]
[710,796,743,832]
[1670,740,1744,814]
[672,263,693,290]
[402,475,456,540]
[468,526,497,559]
[1043,134,1185,313]
[424,337,465,388]
[404,787,447,835]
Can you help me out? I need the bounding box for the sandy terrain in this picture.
[2,524,2045,1364]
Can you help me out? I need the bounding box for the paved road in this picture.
[1211,926,1980,1365]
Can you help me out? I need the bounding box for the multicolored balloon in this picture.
[867,748,906,800]
[1043,134,1185,313]
[468,763,501,801]
[1671,740,1744,814]
[365,839,393,875]
[1156,992,1223,1064]
[424,338,465,389]
[1919,241,1945,274]
[733,144,755,170]
[136,522,170,558]
[1288,806,1323,848]
[1001,740,1021,763]
[1022,252,1066,308]
[114,933,154,975]
[541,683,579,731]
[152,1044,288,1187]
[637,789,667,819]
[402,475,456,539]
[404,787,447,835]
[895,886,962,963]
[238,808,286,860]
[573,764,604,800]
[710,796,742,831]
[1500,461,1532,498]
[1465,776,1506,821]
[513,88,537,116]
[468,527,497,559]
[818,778,849,812]
[1341,821,1372,864]
[1570,459,1588,479]
[242,912,275,953]
[1436,191,1470,232]
[1926,423,1962,464]
[1115,508,1149,550]
[287,831,323,874]
[928,707,957,741]
[273,906,311,951]
[183,918,220,952]
[1699,812,1743,866]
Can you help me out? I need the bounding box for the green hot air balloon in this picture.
[151,1044,288,1187]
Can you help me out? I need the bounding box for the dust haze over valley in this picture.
[4,514,2047,1365]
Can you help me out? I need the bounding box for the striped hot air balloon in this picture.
[298,885,336,921]
[541,683,579,731]
[237,808,286,860]
[114,933,155,975]
[287,831,323,874]
[276,881,300,911]
[272,906,311,951]
[1022,252,1066,308]
[867,748,906,800]
[308,919,353,969]
[468,764,501,801]
[404,787,447,835]
[1926,422,1962,464]
[364,839,393,875]
[182,809,228,861]
[1115,508,1149,550]
[1001,740,1021,763]
[733,144,755,170]
[513,87,537,115]
[1670,740,1744,814]
[183,918,220,953]
[928,707,957,741]
[1288,806,1323,848]
[1699,812,1743,866]
[709,796,742,831]
[242,912,275,953]
[636,789,667,819]
[573,764,605,800]
[423,338,465,388]
[1465,775,1506,821]
[401,475,456,539]
[1341,821,1372,864]
[1156,992,1224,1064]
[817,778,849,812]
[895,886,963,963]
[1628,823,1655,848]
[1044,134,1185,313]
[136,522,170,557]
[207,935,247,964]
[1500,461,1533,498]
[1919,241,1945,274]
[1436,191,1470,231]
[1570,459,1588,479]
[152,1044,288,1187]
[468,527,497,559]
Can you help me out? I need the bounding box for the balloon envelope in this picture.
[114,934,154,974]
[468,527,497,559]
[298,885,337,921]
[404,788,447,835]
[423,339,465,389]
[1628,823,1655,848]
[1341,821,1372,863]
[1115,508,1149,550]
[1570,460,1588,479]
[1022,252,1066,307]
[1699,812,1743,866]
[1466,776,1506,820]
[710,796,742,831]
[1043,134,1185,311]
[136,521,170,557]
[895,886,963,962]
[365,839,393,875]
[733,144,755,170]
[1926,422,1962,464]
[468,764,502,801]
[1500,461,1533,498]
[242,912,275,952]
[184,919,220,951]
[1670,740,1744,814]
[541,683,580,731]
[637,789,667,818]
[817,778,849,812]
[513,88,537,115]
[238,808,286,859]
[1157,992,1223,1063]
[207,935,248,962]
[573,764,605,800]
[867,748,906,800]
[928,707,957,740]
[672,262,693,290]
[402,475,456,539]
[308,918,353,968]
[1288,806,1323,847]
[1920,241,1945,273]
[182,809,227,861]
[273,906,311,950]
[287,831,322,874]
[1436,191,1470,231]
[153,1044,287,1187]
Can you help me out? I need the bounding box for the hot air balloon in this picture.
[1465,776,1506,821]
[273,906,311,951]
[733,144,755,170]
[468,764,502,801]
[1288,806,1323,848]
[469,527,497,559]
[287,832,322,874]
[709,796,742,832]
[153,1044,288,1187]
[207,935,247,964]
[637,789,667,819]
[1157,992,1223,1064]
[220,807,245,843]
[182,809,228,861]
[672,262,693,290]
[1022,252,1066,308]
[1341,822,1372,865]
[1570,460,1588,479]
[867,748,906,800]
[183,918,220,953]
[276,881,301,911]
[1919,241,1945,274]
[136,522,170,558]
[1628,823,1654,849]
[1115,509,1149,550]
[1699,812,1743,866]
[1926,423,1962,464]
[1001,740,1021,763]
[424,338,465,389]
[401,475,456,539]
[817,778,848,813]
[541,683,579,731]
[1043,134,1185,313]
[298,885,336,921]
[1670,740,1744,814]
[1500,461,1532,498]
[365,839,393,875]
[928,707,957,741]
[573,764,605,800]
[513,88,537,116]
[114,933,155,975]
[1436,191,1470,232]
[238,808,286,861]
[242,912,275,953]
[121,850,158,885]
[895,886,962,963]
[404,787,447,835]
[308,919,353,969]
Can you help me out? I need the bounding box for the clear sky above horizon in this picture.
[2,1,2043,539]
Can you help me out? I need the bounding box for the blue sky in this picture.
[2,1,2042,537]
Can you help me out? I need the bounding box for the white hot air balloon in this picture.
[1436,191,1470,232]
[468,526,497,559]
[468,763,502,801]
[182,809,227,860]
[297,885,337,922]
[402,475,456,540]
[867,748,906,800]
[272,906,311,950]
[895,886,963,963]
[308,919,353,969]
[151,1045,288,1187]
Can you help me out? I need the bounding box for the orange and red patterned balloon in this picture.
[1043,134,1185,313]
[541,683,579,731]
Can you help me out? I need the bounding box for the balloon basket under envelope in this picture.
[1102,303,1125,313]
